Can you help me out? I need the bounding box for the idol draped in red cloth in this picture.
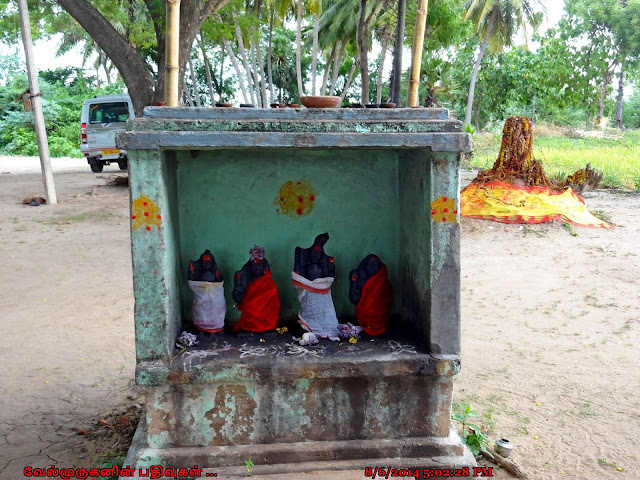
[234,271,280,332]
[355,265,393,336]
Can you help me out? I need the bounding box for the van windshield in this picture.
[89,102,129,124]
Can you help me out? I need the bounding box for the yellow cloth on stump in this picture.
[461,181,613,228]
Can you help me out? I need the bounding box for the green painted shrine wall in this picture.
[172,148,423,322]
[398,150,433,340]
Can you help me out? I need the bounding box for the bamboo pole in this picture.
[17,0,57,204]
[407,0,428,107]
[165,0,181,106]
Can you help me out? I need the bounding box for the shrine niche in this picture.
[118,106,473,476]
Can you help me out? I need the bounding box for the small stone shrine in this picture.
[117,107,474,477]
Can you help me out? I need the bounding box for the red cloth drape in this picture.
[355,265,393,336]
[234,271,280,333]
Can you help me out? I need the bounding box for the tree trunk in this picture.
[199,33,216,105]
[267,10,275,104]
[330,38,348,96]
[464,10,496,126]
[249,42,262,107]
[408,0,428,107]
[219,45,225,100]
[296,0,304,98]
[616,63,625,129]
[235,24,256,105]
[255,41,269,108]
[223,38,250,104]
[532,94,536,120]
[391,0,406,106]
[57,0,232,115]
[100,50,112,83]
[376,26,391,104]
[341,61,358,102]
[357,0,369,103]
[183,85,194,107]
[599,80,607,119]
[188,57,202,107]
[57,0,155,115]
[474,90,483,132]
[311,10,320,95]
[321,44,336,95]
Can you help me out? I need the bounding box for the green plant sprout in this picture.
[451,402,493,458]
[245,458,254,477]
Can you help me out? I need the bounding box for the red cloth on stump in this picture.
[234,271,280,333]
[355,265,393,336]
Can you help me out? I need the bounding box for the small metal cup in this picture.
[495,438,514,457]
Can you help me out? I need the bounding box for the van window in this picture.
[89,102,130,124]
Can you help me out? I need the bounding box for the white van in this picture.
[80,94,134,173]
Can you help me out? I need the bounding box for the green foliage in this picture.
[245,458,254,477]
[623,92,640,128]
[451,402,493,458]
[94,451,126,480]
[0,55,126,157]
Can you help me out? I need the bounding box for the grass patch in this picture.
[471,128,640,190]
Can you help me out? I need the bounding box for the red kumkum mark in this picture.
[203,255,211,261]
[298,196,303,203]
[144,212,149,217]
[309,195,315,201]
[143,201,148,206]
[296,208,303,215]
[314,245,321,250]
[157,215,161,219]
[236,273,242,279]
[443,208,448,213]
[145,226,151,231]
[329,257,334,263]
[431,210,436,216]
[442,218,447,223]
[131,215,136,219]
[351,275,357,280]
[442,197,448,201]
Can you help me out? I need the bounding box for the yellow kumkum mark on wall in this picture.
[430,196,458,224]
[131,195,162,231]
[274,180,317,217]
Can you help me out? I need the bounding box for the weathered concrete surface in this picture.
[122,417,476,479]
[141,351,458,449]
[118,107,472,153]
[141,106,453,121]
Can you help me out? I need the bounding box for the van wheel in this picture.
[90,164,104,173]
[118,161,127,171]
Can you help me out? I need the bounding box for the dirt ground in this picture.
[0,157,638,480]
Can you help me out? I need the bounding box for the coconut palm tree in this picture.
[463,0,544,127]
[318,0,387,102]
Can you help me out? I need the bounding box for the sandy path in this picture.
[0,159,638,479]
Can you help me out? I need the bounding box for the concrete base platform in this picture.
[122,416,477,479]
